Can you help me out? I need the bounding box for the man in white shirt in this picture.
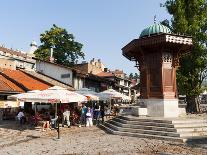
[17,109,25,125]
[62,108,70,128]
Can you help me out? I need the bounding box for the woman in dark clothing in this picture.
[100,105,105,123]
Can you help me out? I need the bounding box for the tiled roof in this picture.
[0,47,29,58]
[0,74,24,93]
[0,68,51,91]
[21,69,74,91]
[96,71,114,77]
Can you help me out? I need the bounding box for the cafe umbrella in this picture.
[76,88,100,101]
[10,86,88,139]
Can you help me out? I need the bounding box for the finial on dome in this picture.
[154,15,157,24]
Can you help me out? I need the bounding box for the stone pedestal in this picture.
[142,99,179,117]
[131,106,147,116]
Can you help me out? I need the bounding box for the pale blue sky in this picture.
[0,0,171,74]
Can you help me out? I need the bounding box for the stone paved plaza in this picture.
[0,120,207,155]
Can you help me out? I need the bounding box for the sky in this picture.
[0,0,171,75]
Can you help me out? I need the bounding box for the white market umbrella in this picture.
[99,89,124,101]
[76,88,99,101]
[13,86,88,118]
[8,90,41,102]
[99,88,129,112]
[15,86,88,103]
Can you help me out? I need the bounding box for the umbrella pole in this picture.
[57,102,61,139]
[55,103,57,118]
[110,99,112,113]
[34,102,37,115]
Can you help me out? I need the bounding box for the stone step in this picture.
[113,118,174,128]
[119,115,207,124]
[174,123,207,128]
[101,115,207,143]
[176,127,207,133]
[115,117,207,129]
[172,119,207,124]
[108,120,176,132]
[100,124,185,143]
[118,116,172,123]
[110,119,207,135]
[104,122,180,137]
[179,131,207,137]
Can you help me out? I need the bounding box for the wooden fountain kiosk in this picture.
[122,23,192,117]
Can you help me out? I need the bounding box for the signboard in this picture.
[0,101,4,108]
[0,100,19,108]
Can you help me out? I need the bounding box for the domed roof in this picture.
[139,23,171,38]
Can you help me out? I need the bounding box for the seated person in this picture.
[51,116,58,129]
[30,112,42,126]
[42,111,50,131]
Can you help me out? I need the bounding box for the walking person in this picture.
[94,103,101,125]
[17,109,25,126]
[86,107,93,127]
[79,104,87,127]
[62,108,70,128]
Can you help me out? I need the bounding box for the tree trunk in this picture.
[186,95,200,113]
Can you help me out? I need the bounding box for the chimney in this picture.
[49,48,54,62]
[104,68,108,72]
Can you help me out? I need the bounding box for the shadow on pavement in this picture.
[185,137,207,148]
[0,120,37,131]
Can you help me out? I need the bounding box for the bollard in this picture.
[57,119,60,139]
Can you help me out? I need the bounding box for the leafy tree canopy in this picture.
[129,73,134,79]
[34,24,84,66]
[128,73,140,79]
[164,0,207,112]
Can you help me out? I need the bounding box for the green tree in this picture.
[129,73,134,79]
[34,24,84,66]
[164,0,207,113]
[134,73,140,79]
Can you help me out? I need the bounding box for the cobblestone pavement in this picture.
[0,120,207,155]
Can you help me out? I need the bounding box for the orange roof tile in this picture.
[96,71,114,77]
[0,68,51,91]
[0,47,28,58]
[0,74,24,92]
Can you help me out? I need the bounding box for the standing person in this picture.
[62,108,70,128]
[94,103,101,125]
[17,109,25,125]
[86,107,93,127]
[0,109,3,121]
[100,105,105,123]
[80,104,87,127]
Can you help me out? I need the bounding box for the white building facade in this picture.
[35,60,85,89]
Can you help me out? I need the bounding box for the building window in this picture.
[61,73,70,78]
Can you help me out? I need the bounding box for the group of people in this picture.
[80,103,104,127]
[16,108,54,131]
[15,102,106,130]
